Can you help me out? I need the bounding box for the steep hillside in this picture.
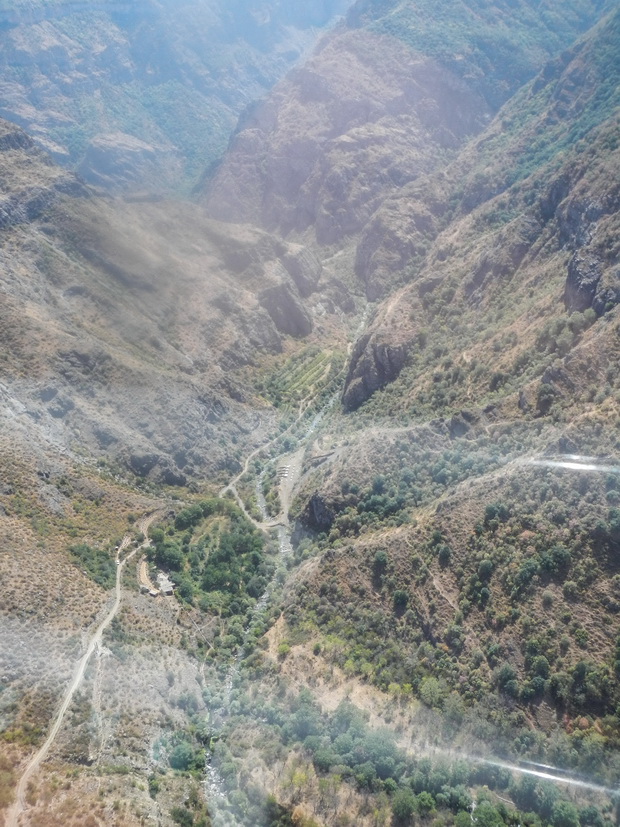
[0,0,352,193]
[0,118,358,491]
[273,7,620,801]
[181,11,620,825]
[203,0,611,297]
[343,8,620,411]
[2,3,620,827]
[348,0,614,108]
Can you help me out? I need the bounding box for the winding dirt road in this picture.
[6,512,159,827]
[218,326,365,530]
[218,394,318,531]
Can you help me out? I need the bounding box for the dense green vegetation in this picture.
[147,498,276,660]
[283,450,620,791]
[202,674,615,827]
[68,542,116,589]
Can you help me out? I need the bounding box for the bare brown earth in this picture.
[6,513,159,827]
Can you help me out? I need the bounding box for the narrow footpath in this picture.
[6,512,160,827]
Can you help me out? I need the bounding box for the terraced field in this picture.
[262,348,342,410]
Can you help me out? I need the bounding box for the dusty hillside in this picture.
[0,114,362,824]
[0,117,360,490]
[202,0,612,299]
[204,29,490,247]
[0,0,352,193]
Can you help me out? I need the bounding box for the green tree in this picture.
[170,807,194,827]
[551,801,580,827]
[474,801,504,827]
[416,791,435,815]
[169,741,194,771]
[419,677,444,708]
[392,788,416,822]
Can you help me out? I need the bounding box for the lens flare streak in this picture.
[528,457,620,474]
[455,753,619,797]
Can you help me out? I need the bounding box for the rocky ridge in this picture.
[202,0,611,302]
[340,9,620,410]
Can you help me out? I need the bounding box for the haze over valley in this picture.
[0,2,619,826]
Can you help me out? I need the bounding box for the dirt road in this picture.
[6,512,159,827]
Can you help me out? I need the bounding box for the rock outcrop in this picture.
[564,250,604,312]
[259,282,313,338]
[565,250,620,316]
[342,332,408,411]
[0,119,86,229]
[282,244,322,297]
[303,492,335,532]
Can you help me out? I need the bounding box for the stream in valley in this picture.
[204,381,343,824]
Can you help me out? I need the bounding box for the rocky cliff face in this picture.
[0,119,86,227]
[0,0,352,192]
[202,0,611,302]
[560,162,620,315]
[338,10,620,411]
[342,330,408,411]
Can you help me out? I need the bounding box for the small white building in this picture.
[157,572,175,596]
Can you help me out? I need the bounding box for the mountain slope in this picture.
[0,117,355,826]
[0,0,352,193]
[186,7,620,825]
[1,3,620,827]
[279,3,620,764]
[342,8,620,411]
[202,0,612,298]
[0,117,356,491]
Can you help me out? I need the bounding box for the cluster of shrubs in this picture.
[211,689,610,827]
[68,542,116,589]
[147,498,273,623]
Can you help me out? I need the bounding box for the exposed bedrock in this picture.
[342,332,408,411]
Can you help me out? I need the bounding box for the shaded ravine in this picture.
[218,305,370,532]
[6,512,160,827]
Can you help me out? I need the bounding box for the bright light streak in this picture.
[528,458,620,474]
[432,748,619,797]
[469,754,619,796]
